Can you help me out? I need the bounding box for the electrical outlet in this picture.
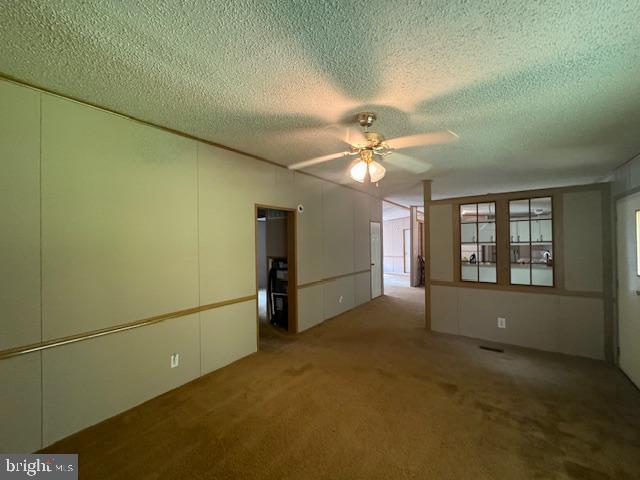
[170,353,180,368]
[338,295,343,304]
[497,317,506,329]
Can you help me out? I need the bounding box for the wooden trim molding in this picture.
[431,182,608,206]
[430,280,603,299]
[297,269,371,289]
[0,294,256,361]
[423,180,432,329]
[287,209,298,333]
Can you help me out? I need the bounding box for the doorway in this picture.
[382,202,411,289]
[255,206,297,341]
[616,191,640,388]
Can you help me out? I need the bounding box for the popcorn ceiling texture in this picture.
[1,0,639,204]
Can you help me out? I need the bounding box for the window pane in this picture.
[460,204,477,223]
[477,203,496,222]
[479,264,497,283]
[511,245,531,265]
[461,264,479,281]
[532,244,553,266]
[478,222,495,242]
[510,220,530,243]
[532,265,553,286]
[461,223,477,243]
[511,264,531,285]
[509,196,553,287]
[510,245,531,285]
[530,197,552,219]
[509,199,529,220]
[461,244,478,263]
[510,245,531,264]
[461,244,478,281]
[462,266,479,281]
[531,219,552,242]
[479,244,497,263]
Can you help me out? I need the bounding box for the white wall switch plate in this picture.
[339,295,343,304]
[497,317,506,329]
[170,353,180,368]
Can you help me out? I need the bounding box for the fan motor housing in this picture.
[357,112,377,129]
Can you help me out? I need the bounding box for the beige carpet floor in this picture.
[43,284,640,479]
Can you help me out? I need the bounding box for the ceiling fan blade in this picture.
[386,130,458,150]
[386,153,432,174]
[287,151,351,170]
[344,126,368,146]
[288,124,365,148]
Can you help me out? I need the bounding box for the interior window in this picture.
[509,197,553,286]
[460,202,497,283]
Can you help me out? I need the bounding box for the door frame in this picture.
[254,204,298,347]
[614,192,640,384]
[370,221,383,298]
[403,228,411,274]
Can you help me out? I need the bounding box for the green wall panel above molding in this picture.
[295,173,324,286]
[198,142,285,305]
[0,81,41,350]
[429,204,454,282]
[322,183,355,279]
[354,192,372,272]
[41,95,200,340]
[563,190,603,293]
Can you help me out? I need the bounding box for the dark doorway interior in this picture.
[256,208,295,335]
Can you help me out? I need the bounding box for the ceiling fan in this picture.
[287,112,458,184]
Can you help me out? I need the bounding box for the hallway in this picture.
[43,285,640,479]
[383,272,411,288]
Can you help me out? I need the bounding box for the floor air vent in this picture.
[479,346,504,353]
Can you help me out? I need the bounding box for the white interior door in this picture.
[617,191,640,388]
[370,222,382,298]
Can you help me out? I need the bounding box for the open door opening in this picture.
[382,201,411,289]
[255,206,297,345]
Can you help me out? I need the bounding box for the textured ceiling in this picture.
[1,1,639,205]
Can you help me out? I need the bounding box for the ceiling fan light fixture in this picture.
[368,161,386,183]
[350,160,368,183]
